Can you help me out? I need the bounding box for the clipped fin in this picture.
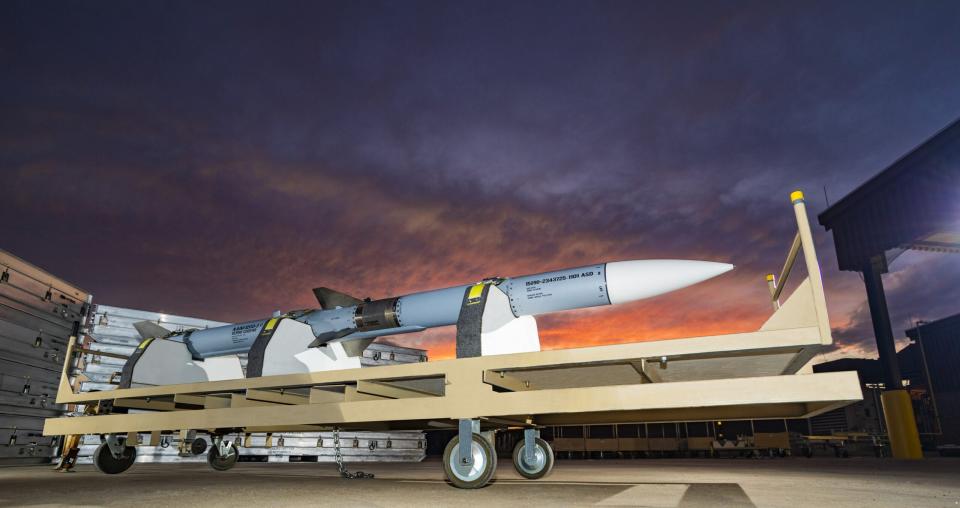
[338,337,376,357]
[133,321,173,339]
[307,328,355,348]
[313,287,363,309]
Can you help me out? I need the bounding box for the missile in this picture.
[139,260,733,360]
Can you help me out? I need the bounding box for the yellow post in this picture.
[881,390,923,459]
[765,274,780,310]
[790,191,832,344]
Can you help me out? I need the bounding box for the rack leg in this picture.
[458,419,479,467]
[524,428,538,464]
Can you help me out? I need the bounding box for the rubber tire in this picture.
[512,437,555,480]
[190,438,208,456]
[208,443,239,471]
[93,442,137,474]
[442,434,497,489]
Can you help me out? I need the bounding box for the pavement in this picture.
[1,457,959,507]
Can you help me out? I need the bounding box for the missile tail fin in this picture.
[313,287,363,309]
[307,328,355,348]
[133,321,173,339]
[339,337,376,357]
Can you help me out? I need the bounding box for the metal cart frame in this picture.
[44,192,862,487]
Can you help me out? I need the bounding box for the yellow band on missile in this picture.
[466,283,485,304]
[765,274,775,282]
[265,318,278,331]
[790,190,804,203]
[138,338,154,349]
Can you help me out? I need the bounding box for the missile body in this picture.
[160,260,733,359]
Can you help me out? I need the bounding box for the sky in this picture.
[2,0,959,361]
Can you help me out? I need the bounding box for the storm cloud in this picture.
[2,0,959,359]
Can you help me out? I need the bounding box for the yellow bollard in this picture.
[881,390,923,459]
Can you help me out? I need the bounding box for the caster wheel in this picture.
[442,434,496,489]
[512,438,555,479]
[190,438,208,456]
[93,442,137,474]
[208,443,239,471]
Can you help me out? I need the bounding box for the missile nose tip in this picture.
[682,260,735,281]
[606,259,735,305]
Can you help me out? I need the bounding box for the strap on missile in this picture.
[109,337,156,414]
[455,278,503,358]
[117,338,155,389]
[245,317,283,378]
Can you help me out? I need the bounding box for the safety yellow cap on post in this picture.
[790,190,804,203]
[765,274,775,282]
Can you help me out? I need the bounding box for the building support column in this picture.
[862,255,922,459]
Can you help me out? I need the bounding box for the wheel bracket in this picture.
[104,434,126,459]
[213,435,235,458]
[523,428,539,464]
[458,419,479,468]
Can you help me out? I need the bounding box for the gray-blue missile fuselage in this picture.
[396,264,608,328]
[160,260,731,359]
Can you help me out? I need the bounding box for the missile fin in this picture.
[337,337,376,357]
[313,287,363,309]
[307,328,355,348]
[133,321,173,339]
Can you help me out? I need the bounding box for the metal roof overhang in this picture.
[818,118,960,272]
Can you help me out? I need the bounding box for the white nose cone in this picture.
[605,260,734,304]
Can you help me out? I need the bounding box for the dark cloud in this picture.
[1,0,959,359]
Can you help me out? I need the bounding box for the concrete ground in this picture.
[1,457,958,507]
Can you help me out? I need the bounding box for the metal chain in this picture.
[333,428,373,479]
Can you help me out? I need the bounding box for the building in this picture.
[808,359,886,436]
[906,314,960,445]
[812,313,960,447]
[818,116,960,457]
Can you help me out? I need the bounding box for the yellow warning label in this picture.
[138,338,154,350]
[265,318,278,331]
[466,283,485,305]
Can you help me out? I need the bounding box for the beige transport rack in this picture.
[72,305,427,467]
[43,191,863,488]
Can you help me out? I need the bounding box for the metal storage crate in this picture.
[0,249,90,465]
